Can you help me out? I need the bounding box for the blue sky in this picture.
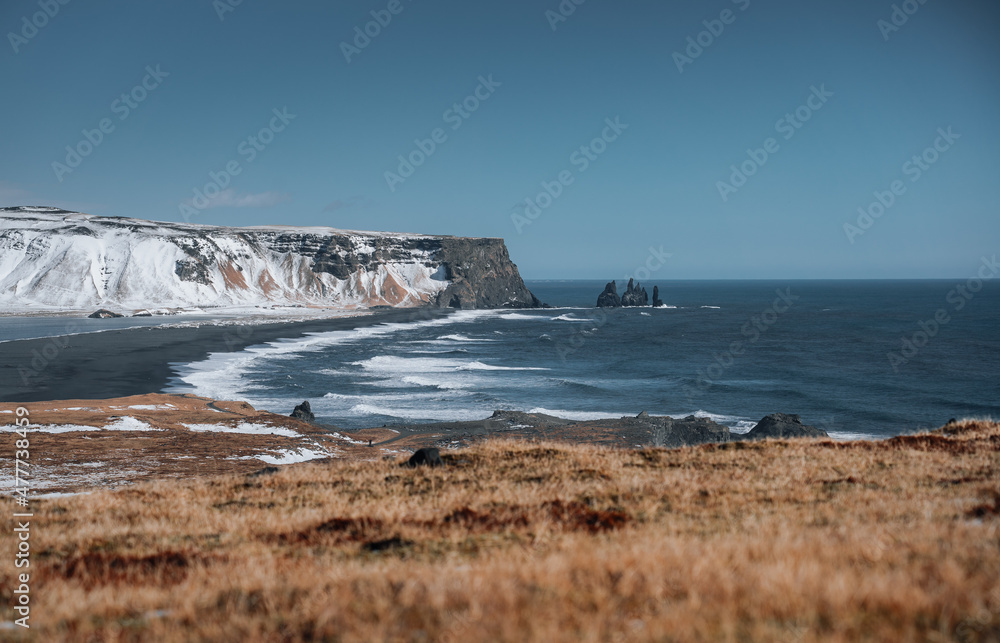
[1,0,997,279]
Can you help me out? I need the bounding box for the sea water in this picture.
[166,280,1000,439]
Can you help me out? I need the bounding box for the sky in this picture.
[1,0,998,279]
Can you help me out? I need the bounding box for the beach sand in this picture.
[0,307,452,403]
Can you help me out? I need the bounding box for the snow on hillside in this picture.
[0,207,452,312]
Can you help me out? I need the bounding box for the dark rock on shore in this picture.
[741,413,828,440]
[654,415,731,447]
[596,281,621,307]
[406,447,443,467]
[652,286,664,308]
[614,413,732,448]
[290,401,315,422]
[88,309,124,319]
[620,278,649,307]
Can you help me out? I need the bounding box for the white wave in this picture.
[168,309,502,399]
[457,361,549,371]
[701,306,721,309]
[401,375,474,390]
[527,408,627,421]
[436,333,496,342]
[640,312,651,316]
[352,355,466,373]
[552,314,590,322]
[349,403,487,422]
[499,312,553,321]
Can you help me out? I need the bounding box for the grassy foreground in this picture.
[3,420,999,642]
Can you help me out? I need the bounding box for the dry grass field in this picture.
[2,419,999,642]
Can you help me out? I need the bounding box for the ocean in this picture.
[164,280,1000,440]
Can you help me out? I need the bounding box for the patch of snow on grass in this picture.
[1,417,161,433]
[255,448,330,465]
[182,422,300,437]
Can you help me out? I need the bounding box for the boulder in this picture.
[290,401,315,422]
[88,309,123,319]
[596,281,622,308]
[668,415,732,446]
[630,413,731,448]
[652,286,664,308]
[406,447,443,468]
[742,413,828,440]
[620,278,649,307]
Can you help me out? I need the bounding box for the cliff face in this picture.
[0,207,539,311]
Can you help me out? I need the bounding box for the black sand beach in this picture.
[0,308,453,403]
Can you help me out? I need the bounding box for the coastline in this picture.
[0,307,453,403]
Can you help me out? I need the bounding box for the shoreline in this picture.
[0,307,453,403]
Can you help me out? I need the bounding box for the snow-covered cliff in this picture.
[0,207,540,312]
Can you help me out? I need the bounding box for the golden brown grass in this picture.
[2,419,999,642]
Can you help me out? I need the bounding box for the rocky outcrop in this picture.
[741,413,828,440]
[652,286,664,308]
[429,237,540,309]
[0,207,541,311]
[596,281,621,307]
[620,279,649,307]
[649,415,731,447]
[87,309,123,318]
[290,401,316,422]
[596,278,650,307]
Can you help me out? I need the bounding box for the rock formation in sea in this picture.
[0,206,540,311]
[596,281,622,307]
[596,278,650,307]
[652,286,664,308]
[620,278,649,307]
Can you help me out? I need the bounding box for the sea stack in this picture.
[620,279,649,307]
[596,281,622,307]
